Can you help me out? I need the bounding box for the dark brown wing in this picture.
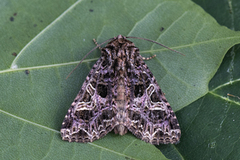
[127,57,181,145]
[61,58,116,143]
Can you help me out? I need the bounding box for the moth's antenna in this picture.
[66,37,115,79]
[126,36,185,56]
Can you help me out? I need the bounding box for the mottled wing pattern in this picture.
[127,56,181,144]
[61,58,116,142]
[61,35,181,145]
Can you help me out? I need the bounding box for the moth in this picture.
[61,35,181,145]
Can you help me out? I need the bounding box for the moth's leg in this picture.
[141,55,156,61]
[93,39,102,50]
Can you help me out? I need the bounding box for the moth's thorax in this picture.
[102,36,139,61]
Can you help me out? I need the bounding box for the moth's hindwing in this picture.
[61,35,181,144]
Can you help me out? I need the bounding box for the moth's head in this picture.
[116,35,125,43]
[106,35,135,49]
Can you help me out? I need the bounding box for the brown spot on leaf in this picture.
[89,9,94,12]
[25,70,30,75]
[13,13,17,16]
[12,52,17,56]
[10,17,14,21]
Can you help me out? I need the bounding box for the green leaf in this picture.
[160,0,240,159]
[0,0,77,70]
[1,0,240,159]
